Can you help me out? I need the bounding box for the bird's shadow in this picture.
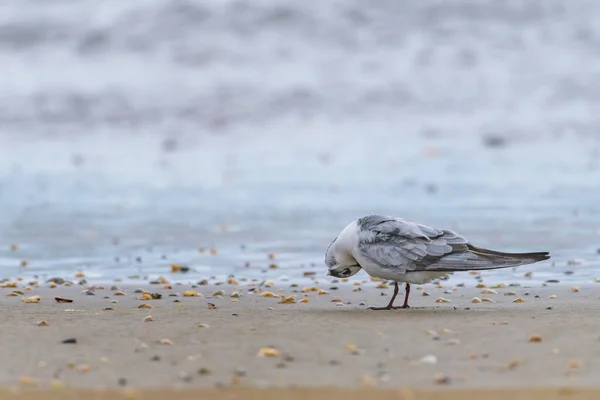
[304,305,502,318]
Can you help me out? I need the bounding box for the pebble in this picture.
[62,338,77,344]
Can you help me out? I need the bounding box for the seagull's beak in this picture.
[326,270,332,276]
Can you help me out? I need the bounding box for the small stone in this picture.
[62,338,77,344]
[198,367,212,375]
[118,378,127,386]
[433,373,451,385]
[420,355,437,364]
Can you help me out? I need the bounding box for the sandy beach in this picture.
[1,275,599,394]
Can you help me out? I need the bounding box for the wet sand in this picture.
[1,278,599,392]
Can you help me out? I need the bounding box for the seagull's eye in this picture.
[342,268,351,276]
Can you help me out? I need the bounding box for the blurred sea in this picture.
[1,0,599,286]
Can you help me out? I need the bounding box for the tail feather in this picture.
[466,244,550,269]
[423,244,550,271]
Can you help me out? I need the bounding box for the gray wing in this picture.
[356,215,531,273]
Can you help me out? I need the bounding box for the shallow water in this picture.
[1,0,599,286]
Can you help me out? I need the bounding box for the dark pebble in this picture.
[151,355,161,361]
[232,313,238,316]
[84,290,95,296]
[173,299,181,303]
[546,306,553,310]
[198,367,212,376]
[276,363,286,369]
[329,286,339,290]
[118,378,127,386]
[62,338,77,344]
[329,360,340,366]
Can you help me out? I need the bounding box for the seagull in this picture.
[325,214,550,310]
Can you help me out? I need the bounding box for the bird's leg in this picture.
[368,282,399,310]
[398,283,411,309]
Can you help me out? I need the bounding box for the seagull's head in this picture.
[325,234,362,278]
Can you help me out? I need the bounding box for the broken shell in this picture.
[331,298,343,303]
[301,286,319,293]
[114,291,127,296]
[549,295,557,299]
[159,338,173,345]
[138,303,153,309]
[280,295,296,304]
[471,297,482,303]
[317,289,329,295]
[36,320,49,326]
[257,347,279,357]
[230,291,240,298]
[422,291,430,296]
[375,283,389,289]
[435,297,450,303]
[481,298,495,303]
[143,316,153,322]
[512,297,525,303]
[260,291,277,297]
[570,286,580,292]
[212,290,224,296]
[481,289,498,294]
[197,323,209,328]
[55,297,73,303]
[298,298,309,303]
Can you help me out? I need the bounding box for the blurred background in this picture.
[0,0,599,284]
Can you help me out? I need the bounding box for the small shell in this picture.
[212,290,225,297]
[481,298,495,303]
[529,334,543,342]
[471,297,482,303]
[504,291,517,296]
[257,347,279,357]
[435,297,450,303]
[22,295,41,303]
[230,291,240,298]
[138,303,153,309]
[36,320,49,326]
[317,289,329,295]
[476,283,486,288]
[259,291,277,297]
[19,376,37,387]
[549,295,557,299]
[512,297,525,303]
[301,287,319,293]
[481,289,498,294]
[375,283,389,289]
[159,338,173,345]
[114,291,127,296]
[331,298,343,303]
[197,323,209,328]
[183,290,201,297]
[139,293,152,300]
[143,315,153,322]
[227,277,239,285]
[298,298,309,303]
[422,291,430,296]
[570,286,580,292]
